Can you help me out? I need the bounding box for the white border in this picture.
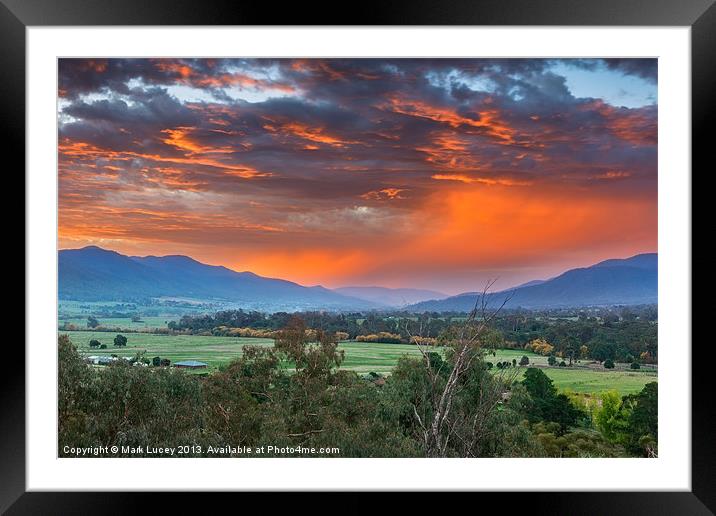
[27,27,691,491]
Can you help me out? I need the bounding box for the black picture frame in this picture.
[5,0,713,512]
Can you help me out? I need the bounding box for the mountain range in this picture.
[406,253,657,311]
[58,246,380,311]
[58,246,657,312]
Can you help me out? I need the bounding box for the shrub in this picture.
[226,327,279,338]
[89,339,101,348]
[559,361,566,367]
[409,336,438,346]
[604,359,615,369]
[527,338,554,356]
[630,362,641,370]
[519,355,530,366]
[356,332,403,344]
[547,355,557,366]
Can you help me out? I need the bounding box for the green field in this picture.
[63,331,274,369]
[531,368,657,394]
[60,316,174,331]
[61,331,656,394]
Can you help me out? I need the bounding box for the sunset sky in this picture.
[58,58,657,294]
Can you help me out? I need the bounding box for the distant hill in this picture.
[58,246,380,311]
[511,279,547,289]
[406,253,657,312]
[333,286,448,307]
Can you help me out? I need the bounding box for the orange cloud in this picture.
[380,96,516,143]
[154,60,295,92]
[161,127,234,154]
[582,100,657,146]
[59,138,269,180]
[361,188,407,200]
[431,173,531,187]
[262,120,359,148]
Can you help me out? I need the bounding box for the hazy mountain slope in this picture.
[407,253,657,312]
[333,286,448,307]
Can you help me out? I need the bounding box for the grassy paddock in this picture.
[59,316,174,331]
[61,331,656,394]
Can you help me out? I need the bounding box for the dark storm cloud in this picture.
[565,58,658,83]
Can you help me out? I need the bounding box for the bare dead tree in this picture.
[405,282,521,457]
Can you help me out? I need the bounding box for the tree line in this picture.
[165,305,657,365]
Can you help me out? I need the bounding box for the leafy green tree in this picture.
[594,390,630,443]
[630,362,641,370]
[87,316,100,328]
[522,368,585,433]
[519,355,529,366]
[563,336,579,366]
[624,382,658,456]
[547,355,557,366]
[604,359,615,369]
[89,339,101,348]
[113,334,128,347]
[532,421,627,457]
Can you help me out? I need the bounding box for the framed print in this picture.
[6,0,714,511]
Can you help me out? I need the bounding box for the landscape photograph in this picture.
[57,57,658,458]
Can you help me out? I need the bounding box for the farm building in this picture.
[86,356,117,366]
[174,360,208,369]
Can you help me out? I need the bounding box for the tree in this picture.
[113,334,128,347]
[604,359,615,369]
[89,339,101,348]
[402,286,519,457]
[559,361,566,367]
[522,368,585,433]
[519,355,529,366]
[87,316,100,328]
[563,336,579,366]
[152,356,161,367]
[624,382,658,456]
[630,362,641,370]
[131,314,142,323]
[547,355,557,366]
[594,390,630,443]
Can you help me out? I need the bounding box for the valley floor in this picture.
[61,330,657,396]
